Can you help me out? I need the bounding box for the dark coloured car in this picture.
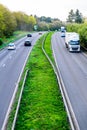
[38,32,42,35]
[24,40,32,46]
[27,34,32,37]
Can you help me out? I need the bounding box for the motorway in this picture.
[0,32,41,130]
[52,32,87,130]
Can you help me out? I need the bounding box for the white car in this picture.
[8,43,16,50]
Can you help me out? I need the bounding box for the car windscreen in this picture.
[9,44,14,46]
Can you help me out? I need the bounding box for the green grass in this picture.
[14,33,70,130]
[43,32,54,63]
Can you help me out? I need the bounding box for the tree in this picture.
[14,12,36,31]
[35,15,63,31]
[49,21,62,31]
[13,11,28,30]
[3,11,17,37]
[67,9,83,23]
[28,15,36,31]
[37,22,49,31]
[75,9,83,23]
[0,4,17,37]
[0,38,3,45]
[67,9,75,23]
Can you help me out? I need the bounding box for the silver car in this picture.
[8,43,16,50]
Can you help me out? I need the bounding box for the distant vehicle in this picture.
[38,32,42,35]
[60,26,66,37]
[65,32,80,52]
[24,39,31,46]
[61,32,65,37]
[27,34,32,37]
[8,43,16,50]
[60,26,66,32]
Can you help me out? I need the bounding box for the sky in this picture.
[0,0,87,21]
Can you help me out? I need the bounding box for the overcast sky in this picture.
[0,0,87,21]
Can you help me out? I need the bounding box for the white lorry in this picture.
[65,32,80,52]
[60,26,66,37]
[61,26,65,32]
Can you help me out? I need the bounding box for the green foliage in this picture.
[0,38,3,45]
[44,32,54,62]
[0,3,64,37]
[40,16,52,23]
[75,9,83,23]
[13,12,36,31]
[28,15,36,31]
[13,12,28,31]
[35,15,63,31]
[37,22,49,31]
[67,9,75,23]
[0,4,36,37]
[67,9,83,23]
[78,23,87,47]
[66,23,80,32]
[66,23,87,48]
[0,4,17,38]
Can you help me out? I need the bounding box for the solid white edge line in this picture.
[11,70,29,130]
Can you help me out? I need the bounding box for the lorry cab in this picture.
[65,32,80,52]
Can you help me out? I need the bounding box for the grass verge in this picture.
[12,32,70,130]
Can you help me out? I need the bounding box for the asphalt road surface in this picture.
[0,32,41,130]
[52,32,87,130]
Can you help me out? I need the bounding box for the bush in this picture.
[0,38,3,45]
[78,24,87,47]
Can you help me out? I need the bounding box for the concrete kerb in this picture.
[11,69,29,130]
[42,34,80,130]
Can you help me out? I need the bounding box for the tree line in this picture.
[0,3,87,48]
[0,4,36,38]
[67,9,83,23]
[0,4,64,39]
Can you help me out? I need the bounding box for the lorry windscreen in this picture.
[69,41,79,45]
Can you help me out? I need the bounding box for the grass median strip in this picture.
[14,33,70,130]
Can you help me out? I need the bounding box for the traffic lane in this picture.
[0,36,27,65]
[0,46,31,129]
[0,32,41,70]
[0,33,41,129]
[52,32,87,130]
[0,32,39,68]
[0,32,39,61]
